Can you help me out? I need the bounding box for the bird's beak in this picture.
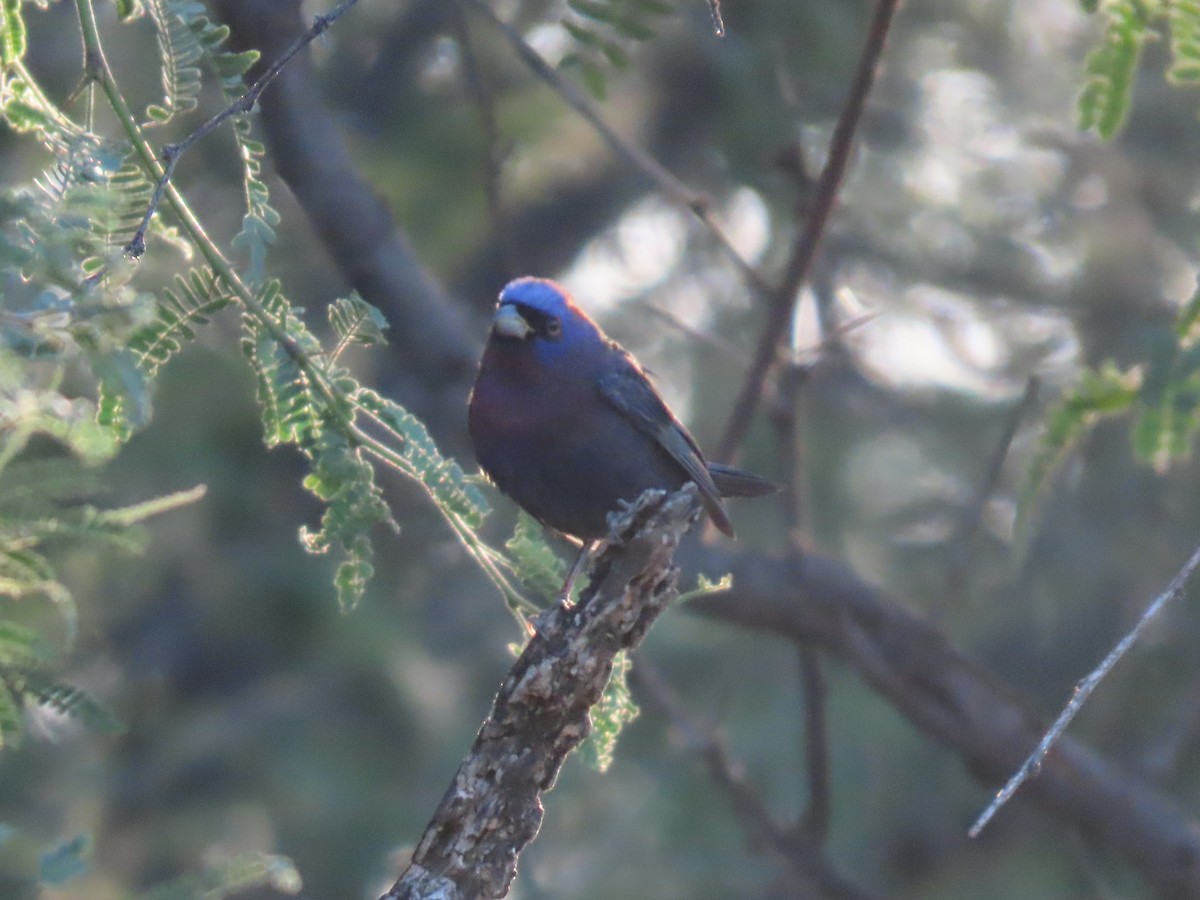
[492,303,533,339]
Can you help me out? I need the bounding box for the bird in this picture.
[468,277,776,595]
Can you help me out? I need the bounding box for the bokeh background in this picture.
[4,0,1200,898]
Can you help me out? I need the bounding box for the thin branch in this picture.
[708,0,726,38]
[461,0,771,299]
[954,375,1040,551]
[125,0,360,257]
[716,0,900,462]
[380,487,703,900]
[796,644,831,844]
[684,546,1200,898]
[969,538,1200,838]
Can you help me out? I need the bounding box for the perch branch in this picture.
[380,486,703,900]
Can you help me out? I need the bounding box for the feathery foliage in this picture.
[561,0,675,98]
[1022,0,1200,528]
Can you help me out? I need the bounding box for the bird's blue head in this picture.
[489,277,604,364]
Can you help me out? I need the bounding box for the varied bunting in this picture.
[468,277,776,546]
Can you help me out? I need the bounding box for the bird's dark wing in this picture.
[597,362,733,535]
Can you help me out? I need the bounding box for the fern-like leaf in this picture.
[0,0,27,67]
[1169,0,1200,82]
[353,387,490,530]
[561,0,674,98]
[135,853,302,900]
[240,280,327,448]
[142,0,205,125]
[505,511,568,604]
[1018,362,1142,537]
[133,267,235,375]
[298,427,395,612]
[578,650,639,772]
[1078,0,1154,139]
[328,291,388,361]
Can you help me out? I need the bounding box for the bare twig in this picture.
[708,0,726,38]
[969,538,1200,839]
[683,546,1200,898]
[461,0,771,299]
[717,0,900,462]
[125,0,360,257]
[380,487,702,900]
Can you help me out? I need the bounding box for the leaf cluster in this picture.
[561,0,675,98]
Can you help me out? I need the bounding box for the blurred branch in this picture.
[460,0,772,299]
[125,0,360,257]
[634,660,880,900]
[795,643,831,844]
[950,375,1040,588]
[717,0,900,462]
[380,487,702,900]
[971,539,1200,839]
[683,546,1200,899]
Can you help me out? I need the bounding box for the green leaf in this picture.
[135,853,301,900]
[0,0,27,67]
[578,651,639,772]
[143,0,205,126]
[505,512,568,604]
[0,680,20,749]
[353,387,490,530]
[1018,362,1142,537]
[116,0,146,20]
[579,57,608,99]
[568,0,622,25]
[1168,0,1200,84]
[328,292,388,361]
[131,267,235,377]
[1078,0,1154,139]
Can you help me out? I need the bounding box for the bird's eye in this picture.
[545,318,563,339]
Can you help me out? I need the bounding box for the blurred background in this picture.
[3,0,1200,897]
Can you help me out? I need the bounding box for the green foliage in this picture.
[0,825,298,898]
[579,650,639,772]
[676,571,733,604]
[1034,1,1200,534]
[143,0,205,125]
[505,511,568,604]
[1076,0,1200,137]
[0,0,27,69]
[1168,0,1200,82]
[328,291,389,361]
[1019,362,1142,534]
[561,0,674,98]
[1078,0,1154,138]
[134,853,302,900]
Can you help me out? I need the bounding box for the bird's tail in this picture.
[707,462,780,498]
